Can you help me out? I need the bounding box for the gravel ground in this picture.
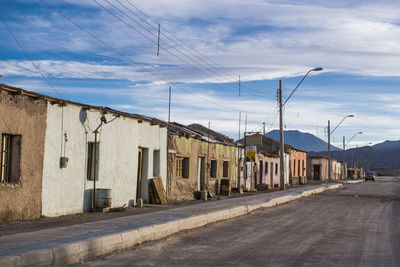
[82,177,400,267]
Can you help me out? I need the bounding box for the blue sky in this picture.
[1,0,400,148]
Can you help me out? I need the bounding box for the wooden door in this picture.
[136,148,143,200]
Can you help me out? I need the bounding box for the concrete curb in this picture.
[340,180,364,184]
[0,184,342,267]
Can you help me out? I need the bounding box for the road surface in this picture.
[83,177,400,266]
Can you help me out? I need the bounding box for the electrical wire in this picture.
[96,0,275,98]
[123,0,272,94]
[39,0,260,114]
[0,13,63,99]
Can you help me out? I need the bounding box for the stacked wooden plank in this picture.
[149,177,167,204]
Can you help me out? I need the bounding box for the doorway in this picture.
[136,147,149,201]
[313,165,321,180]
[270,162,274,186]
[136,148,143,201]
[197,157,205,191]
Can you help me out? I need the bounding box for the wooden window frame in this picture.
[176,157,183,178]
[1,134,21,184]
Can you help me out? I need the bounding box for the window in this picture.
[302,160,305,176]
[87,142,99,181]
[153,150,160,177]
[275,163,278,175]
[177,157,189,178]
[1,134,21,184]
[210,160,217,178]
[223,161,229,178]
[265,162,268,174]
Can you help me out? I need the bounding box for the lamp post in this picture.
[344,131,363,167]
[328,114,354,182]
[279,67,323,190]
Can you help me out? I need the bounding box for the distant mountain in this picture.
[308,140,400,170]
[266,130,341,152]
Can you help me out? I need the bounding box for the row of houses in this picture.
[0,84,360,221]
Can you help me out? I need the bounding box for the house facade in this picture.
[167,123,237,200]
[307,156,329,181]
[238,134,290,190]
[288,147,307,185]
[256,152,281,189]
[1,84,168,219]
[41,103,167,217]
[0,85,47,220]
[331,159,342,180]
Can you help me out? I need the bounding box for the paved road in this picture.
[82,177,400,267]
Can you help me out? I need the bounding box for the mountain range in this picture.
[265,130,400,170]
[266,130,341,152]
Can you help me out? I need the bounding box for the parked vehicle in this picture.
[365,171,375,182]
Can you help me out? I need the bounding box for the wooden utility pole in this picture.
[328,120,331,183]
[168,86,171,124]
[238,111,241,189]
[279,80,285,190]
[343,136,346,179]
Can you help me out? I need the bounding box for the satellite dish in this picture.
[79,108,87,125]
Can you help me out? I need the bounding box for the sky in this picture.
[1,0,400,149]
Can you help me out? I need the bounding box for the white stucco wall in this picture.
[42,104,167,217]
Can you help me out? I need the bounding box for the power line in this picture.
[39,0,259,114]
[122,0,271,94]
[97,0,274,98]
[0,13,63,99]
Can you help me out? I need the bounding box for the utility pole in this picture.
[343,135,346,179]
[205,122,210,193]
[328,120,331,183]
[279,80,285,190]
[263,122,265,135]
[238,111,241,189]
[245,114,247,134]
[168,86,171,124]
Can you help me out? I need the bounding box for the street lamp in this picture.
[328,114,354,182]
[346,131,363,147]
[279,67,323,190]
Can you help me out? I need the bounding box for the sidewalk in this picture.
[0,183,342,267]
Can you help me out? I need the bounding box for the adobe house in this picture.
[167,123,238,200]
[0,84,168,219]
[238,134,290,190]
[256,152,281,189]
[0,85,47,221]
[41,99,167,217]
[288,147,307,185]
[307,156,329,181]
